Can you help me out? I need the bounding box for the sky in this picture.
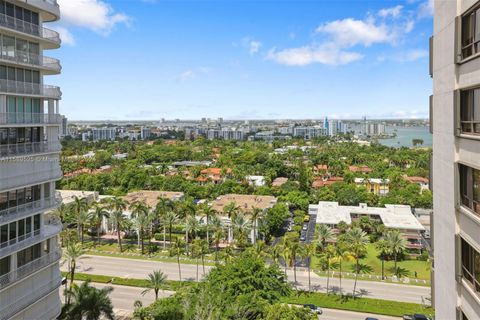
[49,0,434,121]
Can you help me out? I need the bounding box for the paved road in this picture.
[64,255,431,304]
[62,281,400,319]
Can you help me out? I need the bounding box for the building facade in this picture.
[433,0,480,318]
[92,127,116,141]
[0,1,62,319]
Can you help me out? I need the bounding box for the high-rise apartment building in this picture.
[433,0,480,318]
[0,1,63,319]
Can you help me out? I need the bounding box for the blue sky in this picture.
[50,0,433,120]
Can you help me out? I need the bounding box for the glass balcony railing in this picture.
[0,12,60,44]
[0,79,61,98]
[0,141,61,158]
[0,49,61,72]
[0,249,61,290]
[0,112,62,125]
[0,195,60,225]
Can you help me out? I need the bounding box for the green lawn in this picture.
[284,292,434,317]
[311,243,431,281]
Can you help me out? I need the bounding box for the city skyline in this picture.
[51,0,433,121]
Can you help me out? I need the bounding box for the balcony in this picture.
[0,50,61,74]
[0,249,61,290]
[0,112,62,126]
[18,0,60,23]
[0,195,60,225]
[0,13,60,48]
[1,277,61,320]
[0,219,62,259]
[0,79,61,98]
[0,141,61,159]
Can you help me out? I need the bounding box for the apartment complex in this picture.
[432,0,480,318]
[0,1,62,319]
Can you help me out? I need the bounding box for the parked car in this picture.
[302,224,308,231]
[300,234,306,241]
[303,304,322,315]
[403,314,430,320]
[423,230,430,239]
[365,318,379,320]
[303,215,310,222]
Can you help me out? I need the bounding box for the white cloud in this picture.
[51,26,75,45]
[57,0,130,36]
[178,70,195,81]
[268,9,416,67]
[240,37,262,55]
[418,0,434,18]
[378,5,403,18]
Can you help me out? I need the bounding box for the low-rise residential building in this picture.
[404,176,429,192]
[309,201,424,250]
[196,168,232,184]
[349,165,372,174]
[246,175,266,187]
[122,190,185,209]
[172,160,212,167]
[312,177,344,188]
[354,178,390,195]
[271,177,288,187]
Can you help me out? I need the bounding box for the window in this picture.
[460,88,480,135]
[461,6,480,59]
[461,238,480,294]
[17,243,41,268]
[460,164,480,215]
[0,256,9,276]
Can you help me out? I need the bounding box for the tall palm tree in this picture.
[91,203,109,245]
[231,213,252,248]
[343,228,369,297]
[64,281,114,320]
[224,202,239,243]
[133,214,149,255]
[322,245,336,294]
[74,210,91,244]
[169,238,185,281]
[185,215,200,255]
[300,243,316,292]
[53,203,70,225]
[155,197,172,250]
[211,218,225,263]
[165,211,179,246]
[385,230,407,276]
[269,243,282,266]
[201,204,216,245]
[317,224,335,251]
[71,196,89,238]
[198,239,209,275]
[63,242,86,305]
[375,238,390,280]
[333,242,354,292]
[250,207,263,244]
[109,210,127,252]
[191,239,201,281]
[142,270,167,300]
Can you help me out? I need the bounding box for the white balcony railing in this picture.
[0,249,61,289]
[0,220,62,259]
[0,49,61,72]
[0,12,60,44]
[0,112,62,125]
[1,277,62,320]
[0,79,61,98]
[0,141,61,159]
[0,196,60,225]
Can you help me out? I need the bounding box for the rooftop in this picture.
[123,190,184,208]
[210,194,277,214]
[272,177,289,187]
[57,190,98,205]
[309,201,424,231]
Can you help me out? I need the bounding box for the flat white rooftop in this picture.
[309,201,424,231]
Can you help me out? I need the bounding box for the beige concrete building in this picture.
[433,0,480,318]
[0,1,63,319]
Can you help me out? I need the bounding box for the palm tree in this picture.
[155,197,172,250]
[64,281,114,320]
[133,214,149,255]
[343,228,369,297]
[165,211,179,246]
[231,213,252,248]
[63,242,86,305]
[71,196,89,239]
[250,207,263,244]
[185,215,200,255]
[317,224,335,251]
[53,203,70,225]
[269,243,282,266]
[375,238,390,280]
[198,239,209,275]
[169,238,185,281]
[109,210,128,252]
[91,203,109,245]
[74,209,91,244]
[322,245,336,294]
[300,243,316,292]
[223,201,239,219]
[211,218,225,263]
[333,243,354,293]
[191,239,201,281]
[142,270,167,300]
[201,204,216,245]
[385,230,407,276]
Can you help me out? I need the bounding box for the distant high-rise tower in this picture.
[0,1,63,319]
